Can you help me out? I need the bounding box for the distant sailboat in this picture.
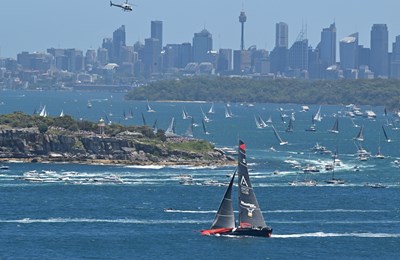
[305,114,316,132]
[185,119,194,138]
[201,107,210,122]
[328,118,339,134]
[182,107,191,120]
[325,149,345,184]
[146,101,155,113]
[202,119,210,135]
[87,101,92,108]
[39,105,47,117]
[152,119,158,134]
[285,118,293,132]
[271,125,288,145]
[254,115,263,129]
[165,117,176,137]
[314,106,322,122]
[354,125,365,141]
[266,116,272,123]
[382,125,391,142]
[225,106,233,118]
[141,112,147,126]
[59,110,64,117]
[207,102,215,114]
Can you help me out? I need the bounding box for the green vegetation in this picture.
[126,77,400,109]
[0,112,216,156]
[167,140,214,154]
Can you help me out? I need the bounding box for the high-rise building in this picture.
[370,24,389,78]
[192,29,213,63]
[317,22,336,68]
[275,22,288,48]
[288,39,308,72]
[233,50,251,74]
[217,48,233,73]
[239,11,247,50]
[391,35,400,79]
[113,25,126,63]
[340,33,359,70]
[144,38,162,77]
[179,42,192,68]
[151,21,163,48]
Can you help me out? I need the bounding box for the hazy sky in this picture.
[0,0,399,58]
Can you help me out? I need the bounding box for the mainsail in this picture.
[382,125,391,142]
[237,140,267,228]
[354,125,364,141]
[329,118,339,134]
[272,125,288,145]
[210,169,236,229]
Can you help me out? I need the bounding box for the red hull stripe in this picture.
[201,228,233,236]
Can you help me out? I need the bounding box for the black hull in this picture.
[229,227,273,237]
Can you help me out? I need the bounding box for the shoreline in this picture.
[0,157,236,168]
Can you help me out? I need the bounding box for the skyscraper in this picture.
[192,29,213,63]
[340,33,359,70]
[151,21,163,48]
[275,22,288,48]
[270,22,289,74]
[144,38,161,77]
[239,11,247,50]
[113,25,126,63]
[370,24,389,78]
[318,22,336,68]
[391,35,400,79]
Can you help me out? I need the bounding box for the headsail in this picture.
[237,140,267,228]
[272,125,288,145]
[210,169,236,229]
[354,125,364,141]
[328,118,339,134]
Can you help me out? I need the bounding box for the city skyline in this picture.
[1,0,400,59]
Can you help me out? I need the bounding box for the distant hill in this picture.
[126,77,400,110]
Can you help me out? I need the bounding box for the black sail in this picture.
[210,169,236,229]
[237,140,267,228]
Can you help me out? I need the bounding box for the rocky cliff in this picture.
[0,128,234,165]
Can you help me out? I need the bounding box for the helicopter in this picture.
[110,0,133,11]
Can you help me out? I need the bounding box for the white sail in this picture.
[201,107,210,122]
[59,110,64,117]
[207,102,215,114]
[165,117,176,137]
[39,105,47,117]
[147,101,155,112]
[314,106,322,122]
[272,125,288,145]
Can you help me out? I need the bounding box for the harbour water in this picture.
[0,90,399,259]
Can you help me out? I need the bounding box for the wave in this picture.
[267,209,389,213]
[1,218,209,224]
[273,232,400,238]
[124,165,165,170]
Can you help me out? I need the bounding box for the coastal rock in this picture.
[0,128,232,166]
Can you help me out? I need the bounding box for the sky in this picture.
[0,0,399,59]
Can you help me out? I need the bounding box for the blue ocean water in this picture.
[0,90,399,259]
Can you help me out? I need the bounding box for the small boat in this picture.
[224,106,233,118]
[325,149,345,184]
[364,183,387,189]
[285,118,294,132]
[207,102,215,114]
[200,107,210,122]
[0,165,9,170]
[202,119,210,135]
[354,125,365,141]
[146,100,155,113]
[313,106,322,122]
[289,180,317,186]
[201,140,273,237]
[328,118,339,134]
[87,101,92,108]
[271,125,288,145]
[182,107,191,120]
[382,125,391,142]
[165,117,177,137]
[305,114,317,132]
